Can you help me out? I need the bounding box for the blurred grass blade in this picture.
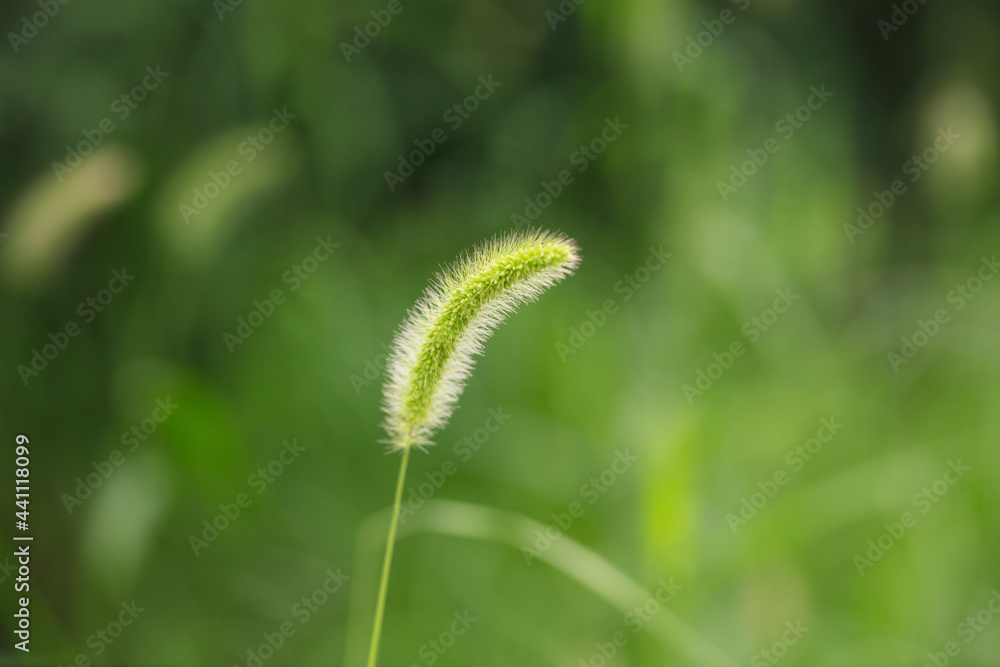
[0,145,141,290]
[155,124,297,267]
[346,499,735,667]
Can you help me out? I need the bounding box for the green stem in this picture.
[366,445,411,667]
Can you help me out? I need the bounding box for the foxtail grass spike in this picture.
[380,228,581,453]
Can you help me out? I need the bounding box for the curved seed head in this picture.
[381,228,581,452]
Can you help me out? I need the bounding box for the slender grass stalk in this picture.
[365,229,580,666]
[365,446,409,667]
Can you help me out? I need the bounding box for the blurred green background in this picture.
[1,0,999,665]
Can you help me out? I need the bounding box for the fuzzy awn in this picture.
[367,229,580,667]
